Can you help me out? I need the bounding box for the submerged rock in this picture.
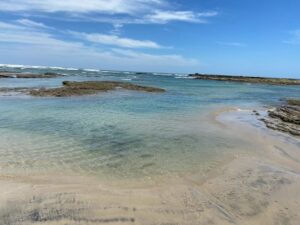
[43,72,63,77]
[30,81,165,97]
[189,73,300,85]
[253,110,260,116]
[261,99,300,136]
[0,71,63,78]
[287,99,300,106]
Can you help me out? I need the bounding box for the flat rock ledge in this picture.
[189,74,300,85]
[0,71,63,78]
[260,99,300,136]
[29,81,166,97]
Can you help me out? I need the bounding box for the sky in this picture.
[0,0,300,78]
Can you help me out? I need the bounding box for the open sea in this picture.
[0,65,299,180]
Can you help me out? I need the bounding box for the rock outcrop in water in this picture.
[0,71,63,78]
[260,99,300,136]
[189,73,300,85]
[29,81,165,97]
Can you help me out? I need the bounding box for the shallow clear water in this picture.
[0,66,299,179]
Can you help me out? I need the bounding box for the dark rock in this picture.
[189,73,300,85]
[30,210,41,222]
[0,72,17,78]
[0,72,63,79]
[30,81,166,97]
[44,72,63,77]
[135,72,153,75]
[261,99,300,136]
[287,99,300,106]
[269,105,300,125]
[0,87,31,93]
[253,110,260,116]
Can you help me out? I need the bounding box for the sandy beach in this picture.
[1,0,300,224]
[1,109,299,225]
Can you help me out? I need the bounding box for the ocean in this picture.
[0,65,299,180]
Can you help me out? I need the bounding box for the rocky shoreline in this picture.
[189,73,300,85]
[0,71,63,78]
[0,81,166,97]
[260,99,300,136]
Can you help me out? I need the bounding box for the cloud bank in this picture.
[71,32,163,49]
[0,1,217,72]
[0,20,198,72]
[0,0,217,25]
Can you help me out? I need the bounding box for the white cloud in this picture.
[0,21,25,30]
[112,48,197,66]
[0,1,217,25]
[0,21,69,47]
[16,19,51,29]
[0,0,165,14]
[146,10,218,24]
[71,32,162,49]
[0,21,198,72]
[110,23,124,35]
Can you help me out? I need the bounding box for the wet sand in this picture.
[1,109,300,225]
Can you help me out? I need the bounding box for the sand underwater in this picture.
[0,66,299,225]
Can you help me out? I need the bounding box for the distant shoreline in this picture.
[189,73,300,85]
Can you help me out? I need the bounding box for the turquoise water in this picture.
[0,66,299,179]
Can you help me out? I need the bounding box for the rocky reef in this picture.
[29,81,165,97]
[189,73,300,85]
[260,99,300,136]
[0,71,63,78]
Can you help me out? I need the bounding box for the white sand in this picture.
[1,109,299,225]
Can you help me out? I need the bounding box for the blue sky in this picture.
[0,0,299,77]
